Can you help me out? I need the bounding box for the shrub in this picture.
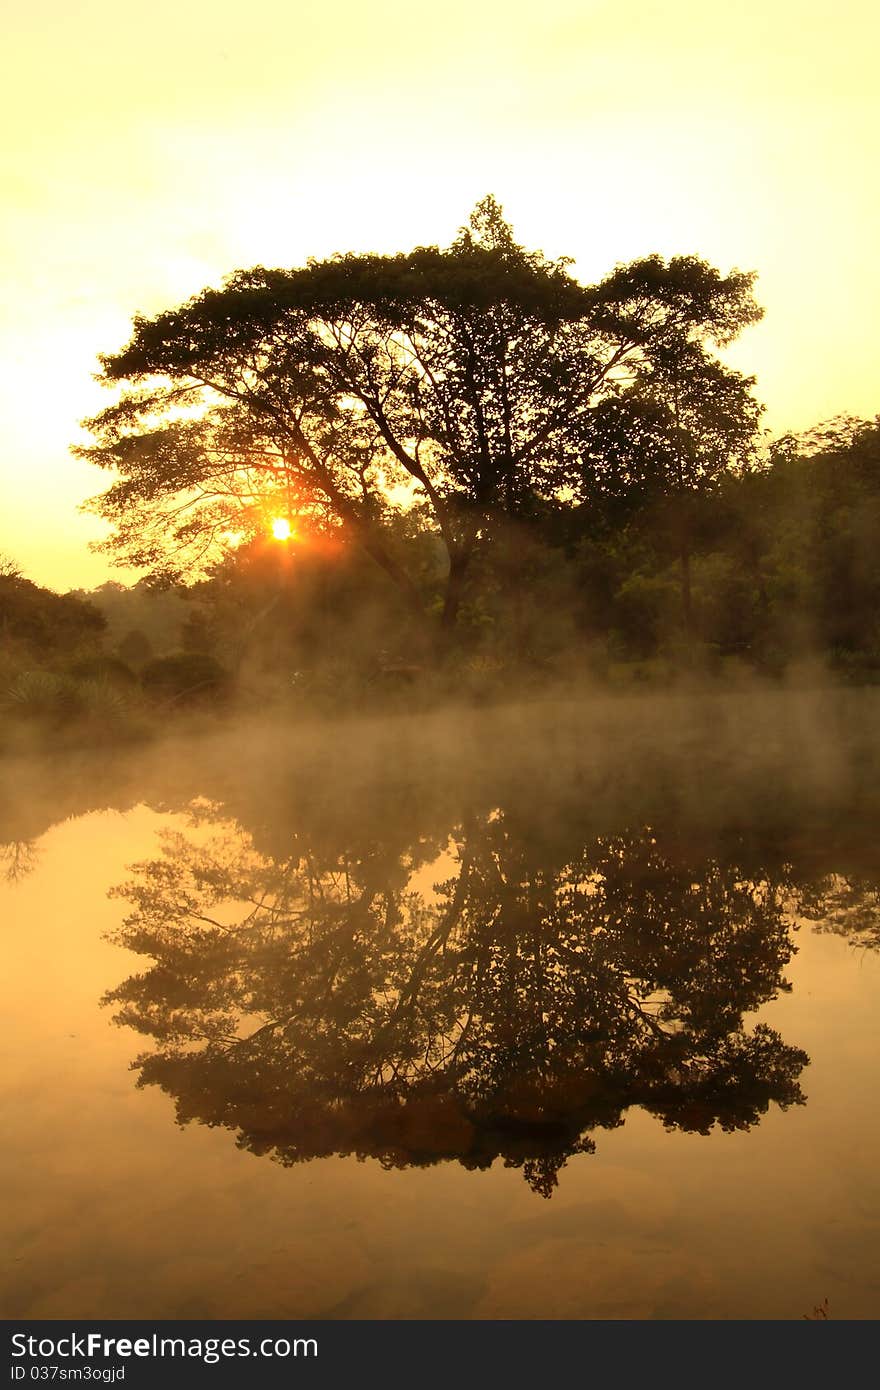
[2,670,84,722]
[140,652,230,705]
[0,668,150,745]
[67,655,138,687]
[117,628,154,669]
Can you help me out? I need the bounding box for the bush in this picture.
[610,571,680,660]
[2,670,84,722]
[67,655,138,687]
[140,652,230,705]
[0,668,150,745]
[117,628,154,669]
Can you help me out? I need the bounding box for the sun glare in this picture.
[271,518,292,540]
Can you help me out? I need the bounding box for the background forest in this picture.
[2,411,879,751]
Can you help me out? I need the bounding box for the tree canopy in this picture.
[0,563,106,658]
[80,197,762,626]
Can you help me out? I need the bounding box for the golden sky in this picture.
[1,0,878,590]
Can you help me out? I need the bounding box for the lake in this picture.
[2,690,879,1318]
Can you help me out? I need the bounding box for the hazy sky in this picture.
[1,0,877,590]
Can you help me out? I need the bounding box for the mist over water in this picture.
[2,689,880,1318]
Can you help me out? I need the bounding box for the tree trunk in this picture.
[441,548,471,630]
[680,542,694,654]
[359,533,426,623]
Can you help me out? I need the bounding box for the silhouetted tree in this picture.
[0,568,106,659]
[117,627,154,668]
[80,198,761,633]
[576,341,762,644]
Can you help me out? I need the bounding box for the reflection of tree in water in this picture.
[104,808,809,1197]
[0,839,40,884]
[801,874,880,950]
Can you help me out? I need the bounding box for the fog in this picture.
[3,685,879,860]
[3,690,880,1317]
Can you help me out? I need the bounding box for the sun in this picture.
[271,518,292,540]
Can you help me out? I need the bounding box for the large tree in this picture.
[576,340,763,641]
[80,197,762,628]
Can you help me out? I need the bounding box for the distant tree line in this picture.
[3,410,880,739]
[141,411,880,691]
[0,557,105,658]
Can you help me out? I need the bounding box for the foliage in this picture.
[5,410,879,753]
[0,667,148,748]
[70,580,189,657]
[2,669,85,722]
[116,627,154,669]
[139,651,230,705]
[0,571,152,749]
[79,197,762,629]
[67,654,138,687]
[0,569,105,660]
[134,413,880,698]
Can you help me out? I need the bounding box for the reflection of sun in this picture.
[271,518,292,540]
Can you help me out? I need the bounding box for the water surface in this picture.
[2,692,879,1318]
